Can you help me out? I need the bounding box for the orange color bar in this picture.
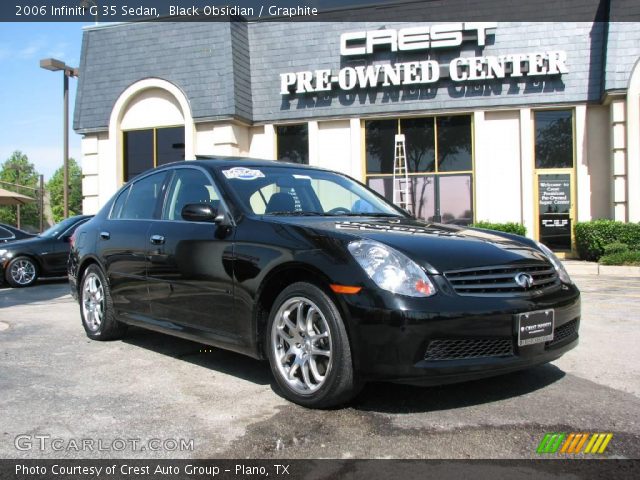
[574,433,589,453]
[560,434,575,453]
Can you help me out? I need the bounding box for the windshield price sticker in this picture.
[222,167,265,181]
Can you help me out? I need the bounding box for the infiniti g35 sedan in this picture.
[68,159,580,408]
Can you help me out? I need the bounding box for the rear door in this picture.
[146,166,237,337]
[98,171,168,318]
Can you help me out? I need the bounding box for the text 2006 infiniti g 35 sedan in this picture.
[69,158,580,408]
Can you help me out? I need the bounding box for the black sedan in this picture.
[69,159,580,408]
[1,215,92,288]
[0,223,36,243]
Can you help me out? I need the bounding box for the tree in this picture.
[0,151,41,230]
[48,158,83,222]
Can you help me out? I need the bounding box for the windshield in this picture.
[39,217,83,238]
[218,166,405,217]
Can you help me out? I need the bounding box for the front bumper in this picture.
[340,281,581,385]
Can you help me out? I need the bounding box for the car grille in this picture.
[424,338,514,361]
[444,264,560,297]
[546,318,579,348]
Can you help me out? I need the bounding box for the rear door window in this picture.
[120,172,168,220]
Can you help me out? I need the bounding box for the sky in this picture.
[0,22,89,180]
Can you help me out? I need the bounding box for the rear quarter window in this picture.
[0,226,14,239]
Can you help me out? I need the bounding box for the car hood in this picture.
[270,216,549,273]
[0,236,44,252]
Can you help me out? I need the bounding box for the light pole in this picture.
[40,58,79,219]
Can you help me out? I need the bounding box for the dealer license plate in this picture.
[517,309,554,346]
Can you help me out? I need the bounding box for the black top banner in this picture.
[2,0,640,22]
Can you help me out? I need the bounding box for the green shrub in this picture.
[603,242,629,255]
[599,251,640,266]
[471,221,526,236]
[574,220,640,261]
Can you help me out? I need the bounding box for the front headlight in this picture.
[0,249,8,257]
[347,240,436,297]
[536,241,572,284]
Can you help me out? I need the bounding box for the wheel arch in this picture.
[76,255,106,295]
[253,262,355,360]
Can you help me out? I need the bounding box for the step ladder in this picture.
[392,134,411,212]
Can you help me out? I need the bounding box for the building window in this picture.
[123,126,185,182]
[534,110,574,169]
[276,124,309,164]
[365,115,473,225]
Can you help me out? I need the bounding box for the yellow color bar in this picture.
[586,433,612,454]
[597,434,613,454]
[584,434,599,453]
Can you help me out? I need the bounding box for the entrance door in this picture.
[535,172,574,251]
[533,110,576,253]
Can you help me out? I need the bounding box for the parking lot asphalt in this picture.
[0,275,639,459]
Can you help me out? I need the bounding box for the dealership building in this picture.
[73,5,640,254]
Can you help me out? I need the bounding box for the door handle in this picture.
[100,231,110,240]
[150,234,165,245]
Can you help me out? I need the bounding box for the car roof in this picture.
[158,157,329,172]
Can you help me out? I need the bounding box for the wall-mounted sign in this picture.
[538,175,571,214]
[339,23,496,55]
[280,23,568,95]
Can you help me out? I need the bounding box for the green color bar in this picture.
[549,433,566,453]
[537,433,567,454]
[537,433,554,454]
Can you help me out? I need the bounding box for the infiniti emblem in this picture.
[515,272,534,289]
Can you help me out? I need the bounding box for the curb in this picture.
[562,261,640,277]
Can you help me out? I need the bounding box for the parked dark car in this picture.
[1,215,92,287]
[69,159,580,408]
[0,223,36,243]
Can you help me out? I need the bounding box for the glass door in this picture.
[535,172,574,251]
[533,110,576,253]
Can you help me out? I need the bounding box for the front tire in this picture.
[80,264,127,340]
[266,282,361,408]
[5,256,38,288]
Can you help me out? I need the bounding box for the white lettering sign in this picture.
[281,52,567,94]
[339,23,497,55]
[280,24,569,95]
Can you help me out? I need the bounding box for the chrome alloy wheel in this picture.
[82,272,104,332]
[271,297,333,394]
[9,259,36,286]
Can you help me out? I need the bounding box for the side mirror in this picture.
[181,203,224,223]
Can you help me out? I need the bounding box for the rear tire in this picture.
[266,282,361,408]
[80,264,127,340]
[5,256,38,288]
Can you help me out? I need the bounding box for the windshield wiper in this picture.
[333,212,404,217]
[266,211,324,216]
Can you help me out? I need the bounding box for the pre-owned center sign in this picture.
[280,23,568,95]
